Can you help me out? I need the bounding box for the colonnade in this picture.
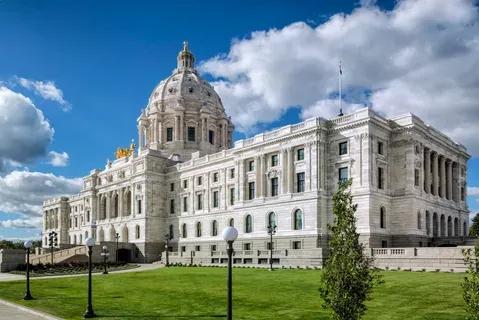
[97,187,134,220]
[44,208,59,230]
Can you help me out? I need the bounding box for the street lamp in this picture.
[267,223,277,271]
[101,246,109,275]
[114,233,120,263]
[23,240,33,300]
[222,226,238,320]
[84,237,96,318]
[164,233,171,267]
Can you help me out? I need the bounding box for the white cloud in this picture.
[47,151,69,167]
[0,86,54,168]
[469,186,479,196]
[17,77,70,111]
[0,217,42,229]
[0,170,82,218]
[200,0,479,155]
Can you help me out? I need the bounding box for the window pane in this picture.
[338,167,348,182]
[297,148,304,161]
[187,127,196,142]
[166,127,173,142]
[339,142,348,155]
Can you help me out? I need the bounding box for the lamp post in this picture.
[84,237,96,318]
[164,233,171,267]
[114,233,120,263]
[101,246,109,274]
[23,240,33,300]
[222,226,238,320]
[267,223,277,271]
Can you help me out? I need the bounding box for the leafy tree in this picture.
[463,240,479,320]
[319,179,381,320]
[0,240,42,250]
[469,214,479,237]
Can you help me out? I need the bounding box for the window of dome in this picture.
[189,87,194,93]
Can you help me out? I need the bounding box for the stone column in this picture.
[424,148,430,194]
[447,160,452,200]
[288,147,294,193]
[138,126,144,152]
[452,162,459,202]
[306,142,312,191]
[119,190,124,217]
[179,114,184,141]
[175,116,180,141]
[235,160,241,202]
[106,193,111,220]
[256,155,262,197]
[158,121,163,145]
[281,149,288,194]
[432,152,438,196]
[439,156,446,198]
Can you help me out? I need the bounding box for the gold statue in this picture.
[115,140,136,159]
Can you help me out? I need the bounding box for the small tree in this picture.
[463,241,479,320]
[469,215,479,238]
[319,179,381,320]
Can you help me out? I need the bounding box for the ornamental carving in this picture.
[266,168,281,179]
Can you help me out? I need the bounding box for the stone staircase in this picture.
[30,246,88,265]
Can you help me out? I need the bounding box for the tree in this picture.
[319,179,381,320]
[469,214,479,237]
[463,240,479,320]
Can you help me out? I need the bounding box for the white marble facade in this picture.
[42,43,470,263]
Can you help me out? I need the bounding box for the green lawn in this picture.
[0,267,467,320]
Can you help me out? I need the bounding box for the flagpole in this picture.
[338,60,343,116]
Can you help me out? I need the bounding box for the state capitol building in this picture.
[42,43,470,265]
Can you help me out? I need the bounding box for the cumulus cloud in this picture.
[0,170,82,218]
[0,87,54,168]
[47,151,69,167]
[200,0,479,155]
[0,217,42,229]
[17,77,70,111]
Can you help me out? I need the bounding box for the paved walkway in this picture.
[0,299,60,319]
[0,263,163,282]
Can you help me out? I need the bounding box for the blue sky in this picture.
[0,0,478,239]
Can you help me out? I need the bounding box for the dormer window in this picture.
[187,127,196,142]
[166,127,173,142]
[209,130,215,144]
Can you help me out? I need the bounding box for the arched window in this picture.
[293,209,303,230]
[433,212,438,237]
[212,220,218,236]
[101,196,107,220]
[98,228,105,242]
[267,212,276,228]
[454,218,459,236]
[182,223,187,238]
[417,211,421,230]
[380,207,386,229]
[126,190,132,215]
[85,231,89,239]
[169,224,174,239]
[426,211,431,235]
[464,221,467,236]
[196,222,202,237]
[113,194,119,218]
[79,234,83,244]
[229,218,234,227]
[447,216,452,237]
[73,235,77,245]
[122,226,129,243]
[135,225,140,239]
[440,214,445,237]
[245,215,252,233]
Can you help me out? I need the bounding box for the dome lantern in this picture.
[177,41,195,71]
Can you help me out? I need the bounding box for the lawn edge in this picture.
[0,298,63,320]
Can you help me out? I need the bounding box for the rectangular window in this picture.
[297,172,305,193]
[166,127,173,142]
[461,187,465,201]
[339,141,348,155]
[230,168,235,179]
[230,187,235,205]
[292,241,302,250]
[271,177,279,196]
[378,167,384,189]
[197,194,203,210]
[297,148,304,161]
[213,191,219,208]
[137,199,142,214]
[183,197,188,212]
[248,160,255,171]
[338,167,348,182]
[187,127,196,142]
[414,169,419,187]
[248,182,255,200]
[181,246,186,252]
[170,182,174,191]
[211,245,217,252]
[183,180,188,189]
[378,141,384,155]
[266,242,274,250]
[195,245,201,252]
[197,176,202,185]
[271,154,279,167]
[381,240,388,248]
[170,199,175,214]
[209,130,214,144]
[243,243,251,250]
[213,172,219,182]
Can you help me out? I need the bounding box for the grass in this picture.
[0,267,467,320]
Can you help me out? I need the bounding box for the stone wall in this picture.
[0,249,25,272]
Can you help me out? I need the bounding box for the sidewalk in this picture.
[0,299,60,320]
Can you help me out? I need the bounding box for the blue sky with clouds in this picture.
[0,0,478,240]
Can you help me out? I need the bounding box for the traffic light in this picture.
[48,231,58,247]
